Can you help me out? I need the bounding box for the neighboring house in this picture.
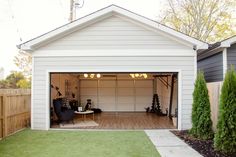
[18,5,208,130]
[197,35,236,128]
[198,35,236,82]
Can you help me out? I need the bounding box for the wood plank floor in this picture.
[51,112,175,129]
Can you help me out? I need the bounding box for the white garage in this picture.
[18,5,208,130]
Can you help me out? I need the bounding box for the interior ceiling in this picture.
[67,72,177,77]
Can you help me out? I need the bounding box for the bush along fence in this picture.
[0,89,31,139]
[214,67,236,153]
[190,71,213,140]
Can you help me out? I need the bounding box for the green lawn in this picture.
[0,129,160,157]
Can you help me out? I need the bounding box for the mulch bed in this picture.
[171,130,236,157]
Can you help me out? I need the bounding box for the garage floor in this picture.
[51,112,175,129]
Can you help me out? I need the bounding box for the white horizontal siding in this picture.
[32,55,194,130]
[40,16,190,50]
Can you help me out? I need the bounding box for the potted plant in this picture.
[172,108,178,127]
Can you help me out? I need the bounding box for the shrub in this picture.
[214,67,236,153]
[190,71,213,139]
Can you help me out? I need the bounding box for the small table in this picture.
[74,110,94,121]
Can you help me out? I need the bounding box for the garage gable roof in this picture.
[18,4,208,51]
[221,35,236,47]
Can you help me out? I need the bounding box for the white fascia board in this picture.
[223,48,227,78]
[221,36,236,47]
[32,49,195,57]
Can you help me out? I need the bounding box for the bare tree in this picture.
[160,0,236,43]
[14,50,32,78]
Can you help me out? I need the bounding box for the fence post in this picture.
[2,95,7,138]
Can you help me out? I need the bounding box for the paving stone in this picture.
[145,130,202,157]
[156,146,202,157]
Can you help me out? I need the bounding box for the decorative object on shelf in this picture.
[51,84,62,98]
[83,73,101,78]
[129,73,148,79]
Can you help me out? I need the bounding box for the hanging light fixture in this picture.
[129,73,148,79]
[90,74,95,78]
[83,73,102,79]
[130,74,135,78]
[143,74,148,79]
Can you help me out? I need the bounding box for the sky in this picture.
[0,0,167,77]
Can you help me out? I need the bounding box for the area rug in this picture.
[60,120,99,128]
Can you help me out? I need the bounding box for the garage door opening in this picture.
[49,72,178,129]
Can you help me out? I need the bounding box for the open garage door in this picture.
[50,72,178,129]
[79,77,153,112]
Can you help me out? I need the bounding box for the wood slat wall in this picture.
[0,89,31,139]
[207,82,222,130]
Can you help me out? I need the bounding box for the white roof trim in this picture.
[18,5,208,51]
[221,36,236,47]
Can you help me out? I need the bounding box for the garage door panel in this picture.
[99,103,115,111]
[135,88,153,96]
[80,88,97,95]
[117,103,134,111]
[135,80,153,87]
[136,96,152,103]
[80,80,97,87]
[117,80,133,87]
[135,104,147,111]
[98,88,115,96]
[99,96,115,103]
[117,96,134,104]
[99,80,116,87]
[80,78,153,112]
[117,88,134,96]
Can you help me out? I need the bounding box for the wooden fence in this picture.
[0,89,31,139]
[207,82,222,130]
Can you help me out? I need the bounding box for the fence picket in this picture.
[0,89,31,139]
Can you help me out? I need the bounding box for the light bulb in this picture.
[135,73,139,77]
[130,74,135,78]
[143,74,148,79]
[90,74,95,78]
[96,74,101,78]
[84,74,88,78]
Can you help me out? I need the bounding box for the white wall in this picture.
[32,56,194,130]
[40,16,190,51]
[31,15,195,130]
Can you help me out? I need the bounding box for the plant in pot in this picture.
[172,108,178,127]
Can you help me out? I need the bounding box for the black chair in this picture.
[53,98,75,124]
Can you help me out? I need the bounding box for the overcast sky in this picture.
[0,0,167,76]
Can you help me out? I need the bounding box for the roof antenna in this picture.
[69,0,85,22]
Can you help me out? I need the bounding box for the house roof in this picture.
[197,35,236,60]
[17,4,208,51]
[220,35,236,47]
